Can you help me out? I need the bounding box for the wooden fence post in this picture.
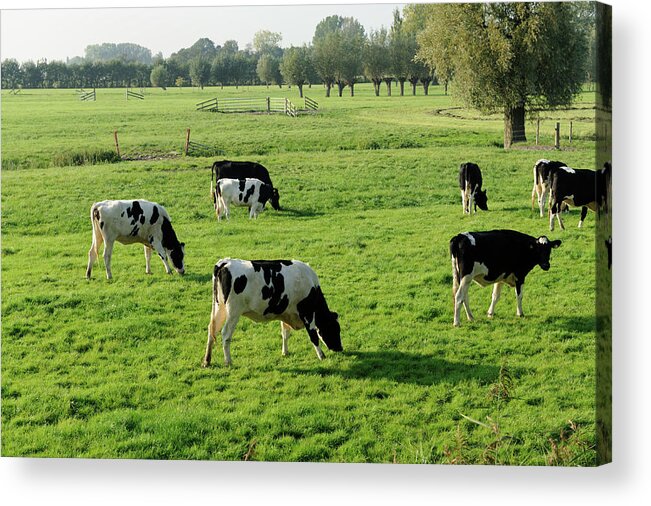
[266,97,271,113]
[114,130,120,157]
[569,121,573,144]
[554,122,560,149]
[184,128,191,156]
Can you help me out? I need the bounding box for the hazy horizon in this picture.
[1,2,406,63]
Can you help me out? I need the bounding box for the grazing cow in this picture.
[202,258,342,367]
[211,160,280,210]
[548,167,597,231]
[458,162,488,214]
[215,178,274,220]
[86,200,185,280]
[449,230,561,327]
[531,159,568,217]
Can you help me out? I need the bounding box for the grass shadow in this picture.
[282,350,502,386]
[183,273,213,284]
[545,315,596,333]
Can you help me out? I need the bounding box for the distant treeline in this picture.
[0,10,438,96]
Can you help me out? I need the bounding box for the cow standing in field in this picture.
[211,160,280,211]
[86,200,185,280]
[531,159,568,217]
[214,178,274,220]
[202,258,342,367]
[548,167,597,231]
[449,230,561,327]
[458,162,488,214]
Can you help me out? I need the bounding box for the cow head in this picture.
[474,189,488,211]
[533,236,561,271]
[169,242,186,275]
[317,311,342,352]
[270,188,281,210]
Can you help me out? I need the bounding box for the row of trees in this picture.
[1,10,436,97]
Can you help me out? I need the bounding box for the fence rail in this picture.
[126,88,144,100]
[196,96,299,116]
[79,89,96,101]
[304,95,318,111]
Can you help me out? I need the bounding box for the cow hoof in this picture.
[453,322,460,327]
[201,360,210,368]
[487,313,494,318]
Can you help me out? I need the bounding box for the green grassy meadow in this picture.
[2,84,599,464]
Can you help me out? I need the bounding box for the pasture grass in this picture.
[2,84,599,464]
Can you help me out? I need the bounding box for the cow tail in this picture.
[532,162,539,210]
[90,204,102,263]
[449,237,461,299]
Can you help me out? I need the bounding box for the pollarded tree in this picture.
[363,28,390,96]
[389,9,412,96]
[416,2,589,148]
[189,57,211,89]
[257,54,282,88]
[280,45,312,97]
[337,17,366,96]
[312,16,343,97]
[150,64,170,90]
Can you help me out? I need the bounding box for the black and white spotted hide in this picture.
[458,162,488,214]
[214,178,274,220]
[86,199,185,280]
[449,230,561,327]
[203,258,342,367]
[531,159,568,217]
[548,167,598,231]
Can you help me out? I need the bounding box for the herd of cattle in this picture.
[85,157,611,366]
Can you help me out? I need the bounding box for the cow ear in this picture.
[551,240,562,248]
[180,242,186,248]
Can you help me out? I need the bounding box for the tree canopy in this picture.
[415,1,590,147]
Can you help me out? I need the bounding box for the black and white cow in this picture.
[211,160,280,210]
[215,178,274,220]
[458,162,488,214]
[531,159,568,217]
[86,200,185,280]
[449,230,561,327]
[548,167,597,231]
[202,258,342,367]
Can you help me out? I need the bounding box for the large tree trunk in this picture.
[409,78,418,95]
[336,80,345,97]
[298,84,303,98]
[503,103,527,148]
[398,79,405,96]
[325,82,331,97]
[383,77,392,96]
[420,77,431,95]
[373,79,381,96]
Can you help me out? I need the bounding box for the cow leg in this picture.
[515,282,524,317]
[144,246,153,274]
[578,206,588,228]
[86,228,104,279]
[203,302,227,367]
[307,328,326,360]
[539,184,548,218]
[102,240,114,280]
[281,322,292,356]
[151,240,172,274]
[453,275,474,326]
[487,283,502,318]
[461,190,467,214]
[220,313,240,367]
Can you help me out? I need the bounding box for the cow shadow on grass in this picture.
[281,350,502,387]
[545,315,596,333]
[275,207,324,219]
[183,273,213,284]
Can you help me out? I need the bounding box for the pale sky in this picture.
[0,1,408,63]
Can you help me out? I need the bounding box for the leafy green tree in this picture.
[363,28,389,96]
[389,9,413,96]
[1,58,22,89]
[312,16,342,97]
[337,17,365,96]
[189,58,211,89]
[150,64,169,90]
[253,30,283,58]
[257,54,282,88]
[416,2,590,147]
[280,45,312,97]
